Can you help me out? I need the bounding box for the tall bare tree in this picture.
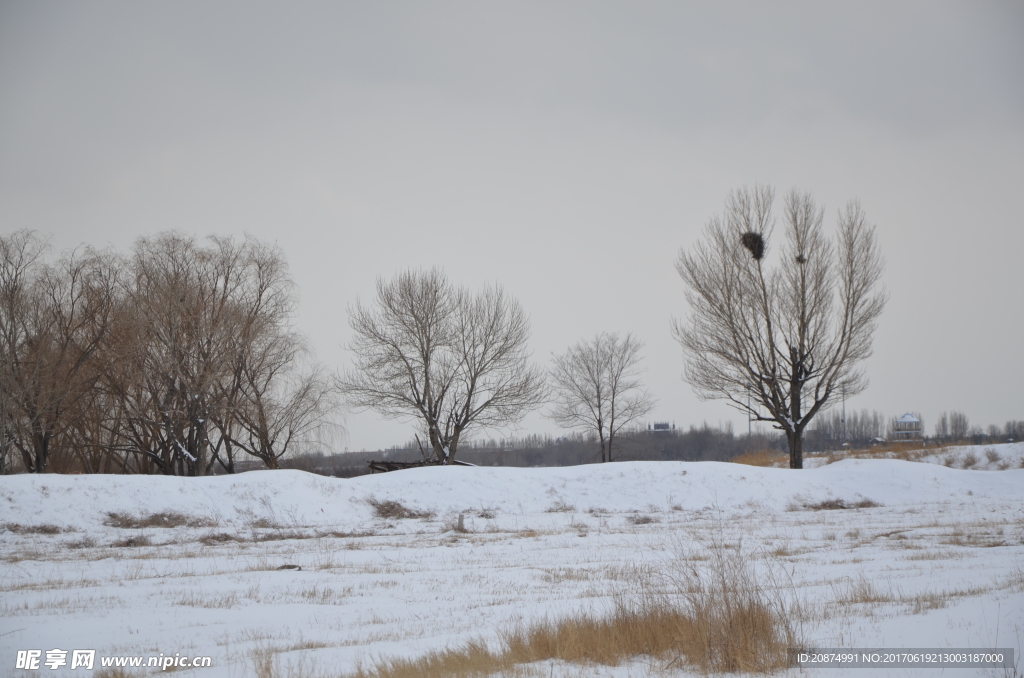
[548,332,655,463]
[673,186,886,468]
[0,232,119,473]
[0,231,48,474]
[948,411,970,440]
[340,269,547,464]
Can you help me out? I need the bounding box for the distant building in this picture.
[892,413,922,441]
[649,422,675,433]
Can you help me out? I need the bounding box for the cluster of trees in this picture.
[808,408,1021,449]
[31,186,1022,475]
[808,409,888,447]
[338,270,655,465]
[0,232,338,475]
[935,412,1023,442]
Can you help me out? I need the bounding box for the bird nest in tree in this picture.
[740,232,765,260]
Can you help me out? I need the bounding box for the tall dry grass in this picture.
[344,535,800,677]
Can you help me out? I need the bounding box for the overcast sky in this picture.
[2,1,1022,451]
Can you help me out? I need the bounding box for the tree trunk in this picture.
[786,430,803,469]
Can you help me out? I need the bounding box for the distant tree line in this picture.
[4,229,1017,477]
[934,411,1023,443]
[0,231,338,475]
[807,407,1021,450]
[267,424,784,478]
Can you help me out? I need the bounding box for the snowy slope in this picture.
[3,457,1020,532]
[2,449,1022,677]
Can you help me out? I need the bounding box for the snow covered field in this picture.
[2,443,1023,677]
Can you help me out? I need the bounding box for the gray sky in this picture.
[2,1,1022,451]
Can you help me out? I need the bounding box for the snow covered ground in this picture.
[2,443,1022,677]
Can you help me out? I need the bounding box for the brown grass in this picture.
[833,573,893,605]
[367,498,433,520]
[731,449,787,467]
[200,532,242,546]
[104,511,214,529]
[344,539,798,678]
[111,534,152,548]
[799,498,881,511]
[347,595,792,678]
[4,522,64,534]
[95,669,136,678]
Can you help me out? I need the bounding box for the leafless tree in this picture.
[204,238,341,473]
[812,408,886,443]
[948,411,970,440]
[673,186,887,468]
[935,411,950,439]
[340,269,547,464]
[1006,420,1024,441]
[0,232,48,473]
[0,232,120,473]
[548,332,655,463]
[115,234,328,475]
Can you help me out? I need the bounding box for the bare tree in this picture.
[1006,420,1024,441]
[948,411,970,440]
[340,269,547,464]
[116,234,319,475]
[935,411,950,439]
[0,232,49,474]
[673,186,887,469]
[548,332,655,463]
[0,233,119,473]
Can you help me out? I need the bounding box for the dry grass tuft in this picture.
[95,668,137,678]
[367,498,433,520]
[111,534,152,548]
[545,501,576,513]
[200,532,242,546]
[344,535,798,678]
[731,449,787,467]
[627,514,659,526]
[320,529,377,539]
[4,522,63,534]
[251,529,310,543]
[104,511,214,529]
[799,498,881,511]
[833,573,892,605]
